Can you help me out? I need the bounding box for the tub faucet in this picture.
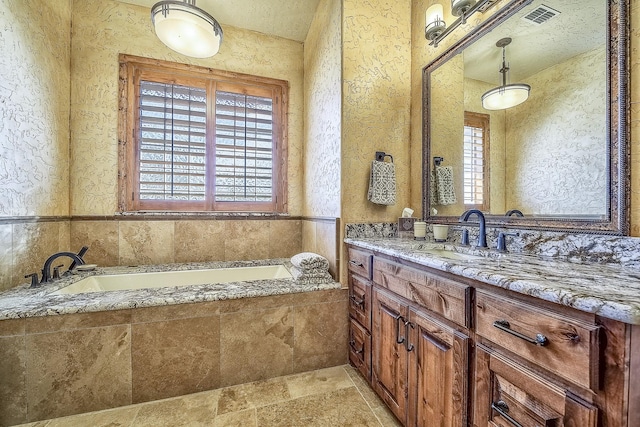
[40,246,88,284]
[459,209,487,248]
[505,209,524,217]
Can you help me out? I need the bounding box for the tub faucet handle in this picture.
[25,273,39,288]
[53,264,64,280]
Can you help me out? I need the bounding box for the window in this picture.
[463,112,490,211]
[118,55,288,213]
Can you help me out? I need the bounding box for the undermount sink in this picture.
[418,247,484,261]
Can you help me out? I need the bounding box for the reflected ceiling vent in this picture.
[522,5,560,25]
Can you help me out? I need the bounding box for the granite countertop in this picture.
[345,237,640,325]
[0,259,342,320]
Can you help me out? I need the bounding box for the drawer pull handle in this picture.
[349,340,364,354]
[350,294,365,308]
[493,320,549,347]
[491,401,523,427]
[395,314,405,345]
[349,260,364,268]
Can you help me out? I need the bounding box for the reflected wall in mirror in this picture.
[423,0,629,234]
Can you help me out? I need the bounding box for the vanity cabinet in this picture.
[370,257,471,427]
[346,244,640,427]
[347,248,373,380]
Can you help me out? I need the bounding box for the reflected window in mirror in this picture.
[463,111,490,212]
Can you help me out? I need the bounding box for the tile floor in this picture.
[14,365,403,427]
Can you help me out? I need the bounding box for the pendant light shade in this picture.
[481,37,530,110]
[151,0,223,58]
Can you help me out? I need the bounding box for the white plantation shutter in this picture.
[121,56,287,212]
[214,91,274,203]
[463,112,490,211]
[138,81,207,201]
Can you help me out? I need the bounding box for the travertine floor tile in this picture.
[16,365,388,427]
[131,390,220,426]
[256,387,381,426]
[46,407,139,427]
[286,366,353,399]
[217,377,290,415]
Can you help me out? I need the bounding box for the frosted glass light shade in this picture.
[425,4,446,41]
[481,84,531,110]
[152,1,223,58]
[452,0,477,16]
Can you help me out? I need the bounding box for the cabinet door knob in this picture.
[493,320,549,346]
[491,401,523,427]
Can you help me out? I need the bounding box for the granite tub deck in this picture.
[0,259,347,426]
[345,237,640,325]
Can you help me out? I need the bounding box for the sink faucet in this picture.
[459,209,487,248]
[40,246,88,284]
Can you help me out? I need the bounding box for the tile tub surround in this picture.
[0,275,347,425]
[345,236,640,325]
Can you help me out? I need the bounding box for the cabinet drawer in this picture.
[349,274,371,331]
[347,248,373,280]
[474,344,597,427]
[476,290,600,391]
[374,257,470,327]
[349,316,371,381]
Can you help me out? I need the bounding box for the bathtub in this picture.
[53,265,293,295]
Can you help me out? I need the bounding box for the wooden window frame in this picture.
[118,54,289,213]
[463,111,490,212]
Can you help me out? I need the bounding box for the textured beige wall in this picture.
[303,0,342,218]
[430,55,464,216]
[506,47,607,216]
[0,0,71,290]
[70,0,304,216]
[341,0,412,224]
[0,0,71,216]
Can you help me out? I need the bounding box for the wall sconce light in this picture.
[452,0,477,23]
[425,4,446,43]
[425,0,493,48]
[151,0,223,58]
[481,37,531,110]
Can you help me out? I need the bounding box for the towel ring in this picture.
[433,156,444,167]
[375,151,394,163]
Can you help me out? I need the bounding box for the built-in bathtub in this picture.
[53,265,293,295]
[0,259,347,425]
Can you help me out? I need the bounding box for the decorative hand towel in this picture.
[291,252,330,272]
[367,160,396,205]
[430,165,457,205]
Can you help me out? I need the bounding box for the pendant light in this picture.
[481,37,530,110]
[151,0,223,58]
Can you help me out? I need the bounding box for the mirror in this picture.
[422,0,629,234]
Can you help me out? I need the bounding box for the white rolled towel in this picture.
[290,252,329,272]
[290,266,334,284]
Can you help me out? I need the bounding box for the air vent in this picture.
[522,5,560,25]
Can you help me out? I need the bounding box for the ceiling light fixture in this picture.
[481,37,530,110]
[151,0,223,58]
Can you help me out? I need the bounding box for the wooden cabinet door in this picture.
[372,287,409,425]
[474,344,598,427]
[408,308,470,427]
